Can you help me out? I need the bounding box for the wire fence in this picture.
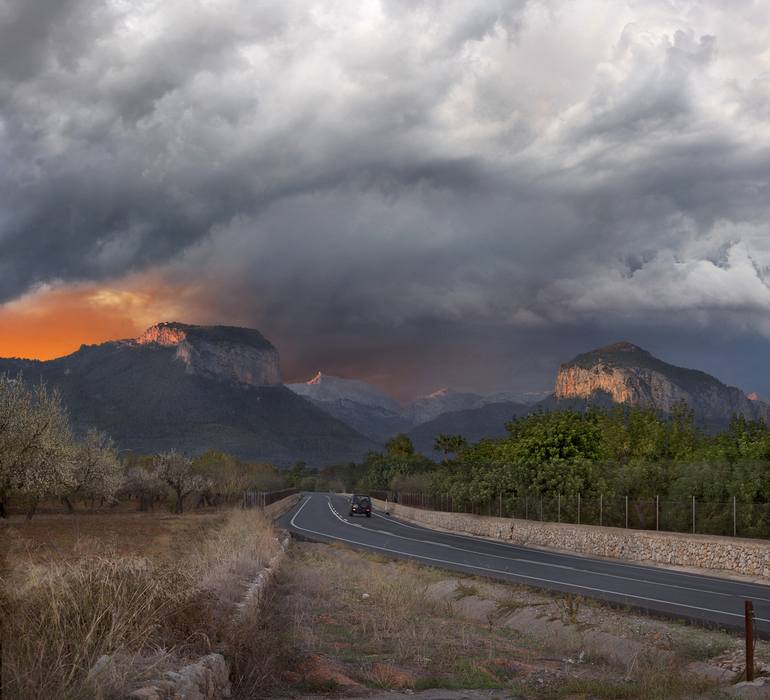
[242,488,298,509]
[377,492,770,540]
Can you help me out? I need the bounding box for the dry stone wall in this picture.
[373,499,770,580]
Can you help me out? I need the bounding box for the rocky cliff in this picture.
[555,341,767,425]
[0,323,375,465]
[136,322,281,387]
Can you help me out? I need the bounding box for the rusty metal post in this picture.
[746,600,755,682]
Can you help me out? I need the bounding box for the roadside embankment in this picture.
[263,491,301,521]
[1,506,293,699]
[372,499,770,581]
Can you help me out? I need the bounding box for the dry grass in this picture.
[0,508,280,699]
[246,542,744,699]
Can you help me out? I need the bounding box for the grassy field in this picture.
[0,508,282,699]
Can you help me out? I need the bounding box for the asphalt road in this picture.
[280,492,770,637]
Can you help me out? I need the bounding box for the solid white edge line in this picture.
[371,507,770,595]
[325,497,770,603]
[288,494,769,624]
[291,496,770,622]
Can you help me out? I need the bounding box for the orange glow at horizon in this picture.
[0,278,193,360]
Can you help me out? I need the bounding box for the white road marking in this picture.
[323,497,770,603]
[288,495,770,624]
[371,507,770,598]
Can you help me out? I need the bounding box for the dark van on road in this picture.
[349,494,372,517]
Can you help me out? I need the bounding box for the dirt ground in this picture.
[254,541,769,700]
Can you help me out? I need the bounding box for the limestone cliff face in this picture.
[135,322,281,387]
[555,341,766,424]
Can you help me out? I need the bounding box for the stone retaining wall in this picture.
[263,492,301,521]
[373,499,770,580]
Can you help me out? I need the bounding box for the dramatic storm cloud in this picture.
[3,0,770,397]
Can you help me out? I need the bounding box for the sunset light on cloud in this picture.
[0,276,192,360]
[3,1,770,396]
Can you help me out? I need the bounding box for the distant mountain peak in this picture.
[286,372,400,412]
[556,341,767,426]
[307,371,326,385]
[134,322,275,351]
[594,341,649,355]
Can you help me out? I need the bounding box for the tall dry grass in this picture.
[0,508,280,699]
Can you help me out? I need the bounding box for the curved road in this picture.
[280,493,770,637]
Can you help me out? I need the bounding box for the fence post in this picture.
[656,495,659,531]
[540,497,543,522]
[746,600,755,682]
[692,495,696,534]
[557,493,561,523]
[525,495,528,520]
[734,496,737,538]
[600,494,603,527]
[625,495,628,529]
[498,492,502,517]
[578,493,581,525]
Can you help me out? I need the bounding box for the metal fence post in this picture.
[540,497,543,522]
[625,495,628,529]
[557,493,561,523]
[746,600,755,682]
[578,493,581,525]
[692,495,696,534]
[499,492,502,518]
[734,495,737,538]
[656,495,659,531]
[600,494,603,527]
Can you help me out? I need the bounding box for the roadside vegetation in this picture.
[316,404,770,536]
[0,373,286,519]
[248,540,760,698]
[0,507,282,699]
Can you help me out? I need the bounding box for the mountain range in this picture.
[1,324,765,465]
[0,323,376,466]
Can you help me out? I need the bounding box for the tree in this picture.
[124,464,165,511]
[386,434,415,457]
[66,428,123,511]
[0,375,75,518]
[433,434,468,460]
[153,450,207,513]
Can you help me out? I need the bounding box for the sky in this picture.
[3,0,770,401]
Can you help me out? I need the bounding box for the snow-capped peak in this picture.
[286,372,400,412]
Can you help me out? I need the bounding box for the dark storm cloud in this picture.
[4,0,770,395]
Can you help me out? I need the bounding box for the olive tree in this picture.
[153,450,208,513]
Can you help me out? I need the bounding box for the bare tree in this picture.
[153,450,207,514]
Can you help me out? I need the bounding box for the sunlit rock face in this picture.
[136,322,281,387]
[555,341,766,424]
[136,324,189,347]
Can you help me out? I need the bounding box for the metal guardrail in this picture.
[242,488,298,509]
